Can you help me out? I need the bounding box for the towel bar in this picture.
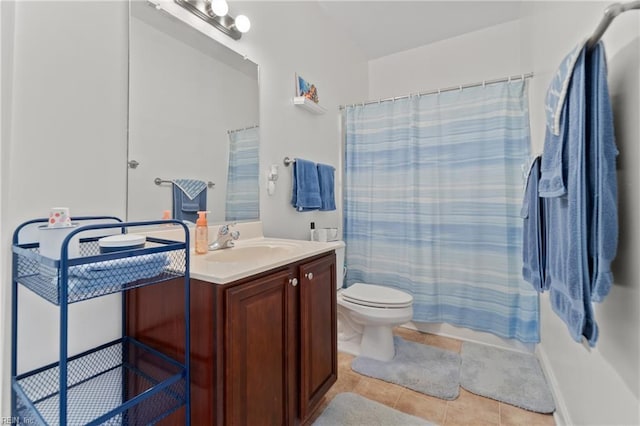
[283,157,296,167]
[154,178,215,188]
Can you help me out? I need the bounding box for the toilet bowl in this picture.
[335,247,413,362]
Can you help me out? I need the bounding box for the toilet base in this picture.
[337,319,396,362]
[360,325,395,361]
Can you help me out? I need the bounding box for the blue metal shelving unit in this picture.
[11,217,191,425]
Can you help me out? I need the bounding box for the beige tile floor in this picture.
[306,327,555,426]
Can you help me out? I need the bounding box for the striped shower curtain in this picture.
[343,81,539,343]
[225,126,259,221]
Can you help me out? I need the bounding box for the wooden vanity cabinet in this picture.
[126,251,337,425]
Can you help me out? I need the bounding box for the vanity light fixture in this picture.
[210,0,228,16]
[174,0,250,40]
[234,14,251,33]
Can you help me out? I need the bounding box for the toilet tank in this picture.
[335,245,345,290]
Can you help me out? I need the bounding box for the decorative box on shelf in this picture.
[293,96,327,114]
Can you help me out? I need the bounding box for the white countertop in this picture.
[140,221,343,285]
[190,237,344,284]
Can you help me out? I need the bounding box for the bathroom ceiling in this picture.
[317,1,524,60]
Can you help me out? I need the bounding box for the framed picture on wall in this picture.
[295,73,319,104]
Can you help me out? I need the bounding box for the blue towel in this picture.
[291,158,322,212]
[172,179,207,223]
[317,163,336,211]
[540,47,597,346]
[538,42,618,347]
[521,156,547,292]
[586,43,618,303]
[63,253,170,297]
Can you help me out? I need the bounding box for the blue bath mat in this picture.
[351,337,461,400]
[460,342,556,413]
[312,393,433,426]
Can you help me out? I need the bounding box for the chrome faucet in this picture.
[208,223,240,251]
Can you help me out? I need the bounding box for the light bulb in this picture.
[235,15,251,33]
[210,0,228,17]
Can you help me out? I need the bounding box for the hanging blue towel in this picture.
[317,163,336,211]
[586,43,618,303]
[291,158,322,212]
[521,156,547,292]
[172,179,207,223]
[540,47,597,346]
[539,41,618,347]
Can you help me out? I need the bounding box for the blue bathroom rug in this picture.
[460,342,556,413]
[351,337,460,400]
[312,393,433,426]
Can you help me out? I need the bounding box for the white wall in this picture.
[369,3,639,425]
[369,20,525,101]
[238,2,369,240]
[1,0,129,416]
[523,3,640,425]
[0,0,368,416]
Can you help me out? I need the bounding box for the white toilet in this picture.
[335,246,413,361]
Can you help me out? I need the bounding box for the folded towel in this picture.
[64,253,170,295]
[172,179,207,200]
[521,156,547,292]
[291,158,322,212]
[317,163,336,211]
[172,179,207,223]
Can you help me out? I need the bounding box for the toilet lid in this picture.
[341,283,413,308]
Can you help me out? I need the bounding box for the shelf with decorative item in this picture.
[293,96,327,115]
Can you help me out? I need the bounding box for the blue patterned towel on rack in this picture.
[172,179,207,200]
[172,179,207,223]
[63,253,170,295]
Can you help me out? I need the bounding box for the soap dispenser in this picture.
[195,211,210,254]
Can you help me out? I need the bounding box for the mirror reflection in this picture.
[127,2,259,223]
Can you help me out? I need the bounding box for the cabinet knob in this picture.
[289,278,298,287]
[305,272,313,280]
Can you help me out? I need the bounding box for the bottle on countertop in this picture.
[195,211,210,254]
[310,222,316,241]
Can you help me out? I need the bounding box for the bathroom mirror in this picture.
[127,1,259,223]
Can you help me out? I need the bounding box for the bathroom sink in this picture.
[203,241,297,263]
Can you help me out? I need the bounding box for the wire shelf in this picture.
[13,338,186,426]
[11,218,191,425]
[13,238,186,305]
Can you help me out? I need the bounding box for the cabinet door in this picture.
[299,254,337,420]
[225,270,292,425]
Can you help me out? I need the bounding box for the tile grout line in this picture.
[391,387,404,410]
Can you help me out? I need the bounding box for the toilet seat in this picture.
[341,283,413,308]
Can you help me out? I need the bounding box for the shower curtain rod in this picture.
[587,0,640,50]
[227,124,259,134]
[339,72,533,110]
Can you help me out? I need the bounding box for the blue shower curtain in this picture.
[225,126,259,221]
[343,81,539,343]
